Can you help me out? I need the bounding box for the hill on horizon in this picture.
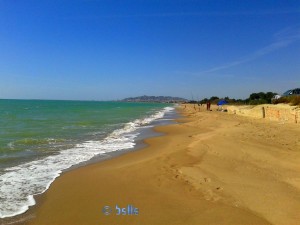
[122,95,187,103]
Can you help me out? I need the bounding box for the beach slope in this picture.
[21,104,300,225]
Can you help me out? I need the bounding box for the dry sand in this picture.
[18,104,300,225]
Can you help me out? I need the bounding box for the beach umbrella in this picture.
[217,99,228,106]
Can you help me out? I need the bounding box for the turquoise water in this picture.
[0,100,174,218]
[0,100,167,165]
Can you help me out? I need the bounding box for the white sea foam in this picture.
[0,106,174,218]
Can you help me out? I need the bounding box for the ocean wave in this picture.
[0,106,174,218]
[11,138,66,146]
[6,138,67,153]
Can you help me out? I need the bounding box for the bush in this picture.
[290,96,300,106]
[249,99,268,105]
[274,96,300,106]
[273,97,290,104]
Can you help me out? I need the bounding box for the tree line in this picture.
[188,92,278,105]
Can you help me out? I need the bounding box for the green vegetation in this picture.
[273,96,300,106]
[247,92,277,105]
[189,92,278,105]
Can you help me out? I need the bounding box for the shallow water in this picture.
[0,100,175,218]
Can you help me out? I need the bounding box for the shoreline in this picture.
[0,106,178,225]
[3,104,300,225]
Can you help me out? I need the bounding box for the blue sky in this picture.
[0,0,299,100]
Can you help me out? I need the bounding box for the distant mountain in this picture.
[122,95,187,103]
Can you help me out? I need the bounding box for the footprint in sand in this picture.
[204,189,221,202]
[216,187,223,191]
[204,177,211,183]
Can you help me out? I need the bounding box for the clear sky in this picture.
[0,0,299,100]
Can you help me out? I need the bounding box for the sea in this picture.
[0,100,176,219]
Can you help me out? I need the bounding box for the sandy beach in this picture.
[16,104,300,225]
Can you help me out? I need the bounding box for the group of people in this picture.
[184,102,211,111]
[196,102,211,111]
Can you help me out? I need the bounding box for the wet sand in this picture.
[19,104,300,225]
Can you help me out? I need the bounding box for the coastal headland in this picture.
[15,104,300,225]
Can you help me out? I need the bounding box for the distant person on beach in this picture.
[207,101,211,111]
